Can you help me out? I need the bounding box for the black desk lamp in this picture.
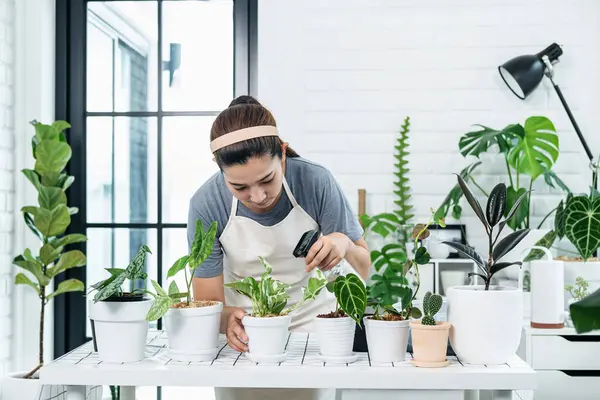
[498,43,598,190]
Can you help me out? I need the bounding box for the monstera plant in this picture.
[13,120,87,379]
[435,116,570,231]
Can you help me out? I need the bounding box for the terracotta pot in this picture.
[409,320,451,367]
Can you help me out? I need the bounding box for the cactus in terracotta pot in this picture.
[421,292,443,326]
[409,291,451,368]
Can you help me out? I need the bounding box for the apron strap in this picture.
[282,176,299,208]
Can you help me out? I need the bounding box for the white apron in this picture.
[215,177,337,400]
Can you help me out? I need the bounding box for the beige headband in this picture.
[210,125,279,153]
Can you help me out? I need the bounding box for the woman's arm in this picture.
[305,233,370,280]
[343,236,370,279]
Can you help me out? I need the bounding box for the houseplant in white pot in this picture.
[0,121,101,400]
[364,214,439,362]
[314,273,367,363]
[145,219,223,361]
[442,176,530,365]
[87,244,153,363]
[223,256,327,363]
[410,291,451,368]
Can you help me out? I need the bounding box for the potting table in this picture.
[39,330,536,400]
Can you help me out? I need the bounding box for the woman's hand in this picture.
[226,307,248,352]
[305,232,352,273]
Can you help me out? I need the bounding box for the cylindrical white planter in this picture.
[530,250,565,329]
[242,315,291,356]
[88,298,152,363]
[364,317,409,362]
[164,302,223,361]
[446,285,522,365]
[314,316,356,357]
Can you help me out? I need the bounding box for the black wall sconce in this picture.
[163,43,181,87]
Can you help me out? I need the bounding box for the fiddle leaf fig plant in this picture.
[13,120,87,379]
[441,176,530,290]
[325,273,368,324]
[224,256,328,317]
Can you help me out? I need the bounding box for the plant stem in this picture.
[185,267,191,305]
[24,288,45,379]
[486,229,493,291]
[470,178,489,197]
[526,179,533,229]
[537,206,559,229]
[504,157,515,188]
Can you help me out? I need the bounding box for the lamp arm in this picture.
[547,78,598,190]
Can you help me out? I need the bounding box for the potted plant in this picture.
[87,244,153,363]
[223,256,327,363]
[410,291,451,367]
[0,121,101,399]
[145,220,223,361]
[363,215,438,362]
[435,116,570,279]
[442,176,530,365]
[313,273,367,363]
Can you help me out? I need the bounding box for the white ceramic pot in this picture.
[164,302,223,361]
[242,315,291,356]
[88,297,153,363]
[531,258,565,328]
[314,316,356,357]
[426,239,450,259]
[441,270,467,295]
[496,229,550,280]
[364,317,409,362]
[446,285,522,365]
[0,372,103,400]
[563,261,600,306]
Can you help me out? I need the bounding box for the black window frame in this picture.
[54,0,257,361]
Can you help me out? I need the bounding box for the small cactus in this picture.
[422,291,442,326]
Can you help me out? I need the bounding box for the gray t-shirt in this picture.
[187,157,364,278]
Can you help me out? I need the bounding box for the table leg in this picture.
[338,389,464,399]
[66,386,86,400]
[120,386,136,400]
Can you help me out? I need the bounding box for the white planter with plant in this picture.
[145,220,223,361]
[443,178,529,365]
[314,273,366,363]
[223,256,327,363]
[88,245,153,363]
[0,121,101,399]
[365,215,440,363]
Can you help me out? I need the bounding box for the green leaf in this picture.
[492,229,530,262]
[33,122,60,141]
[46,250,86,278]
[505,186,529,230]
[94,273,127,302]
[40,243,63,265]
[52,120,71,132]
[361,213,401,238]
[23,212,42,240]
[166,255,190,279]
[486,183,507,227]
[15,273,40,295]
[146,296,173,321]
[523,230,558,262]
[414,246,430,265]
[555,200,566,239]
[189,220,217,268]
[151,280,167,297]
[168,280,179,296]
[34,140,72,175]
[124,245,152,280]
[543,169,571,193]
[23,204,71,237]
[333,273,367,324]
[434,162,482,221]
[46,279,85,301]
[410,307,422,319]
[38,186,67,210]
[22,169,42,191]
[490,261,522,277]
[370,243,407,273]
[441,241,486,272]
[50,233,87,248]
[564,195,600,260]
[507,116,559,181]
[456,174,489,231]
[569,287,600,334]
[458,123,522,158]
[13,255,50,286]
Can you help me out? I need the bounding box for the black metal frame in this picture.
[54,0,256,363]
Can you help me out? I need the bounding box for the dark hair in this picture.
[210,95,300,168]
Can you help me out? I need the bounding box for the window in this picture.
[54,0,256,364]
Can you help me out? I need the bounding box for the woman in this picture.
[188,95,370,400]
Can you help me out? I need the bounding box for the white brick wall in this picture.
[0,0,15,377]
[257,0,600,255]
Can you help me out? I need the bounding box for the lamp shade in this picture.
[498,55,545,100]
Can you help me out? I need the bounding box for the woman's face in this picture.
[222,154,285,212]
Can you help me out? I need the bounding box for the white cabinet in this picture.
[518,322,600,399]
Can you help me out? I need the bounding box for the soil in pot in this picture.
[364,315,410,363]
[409,320,451,367]
[315,310,357,362]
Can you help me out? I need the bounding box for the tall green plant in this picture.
[13,120,87,379]
[361,116,413,239]
[436,116,569,231]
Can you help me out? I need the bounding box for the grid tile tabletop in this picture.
[39,330,536,390]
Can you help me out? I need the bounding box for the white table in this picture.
[39,330,536,400]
